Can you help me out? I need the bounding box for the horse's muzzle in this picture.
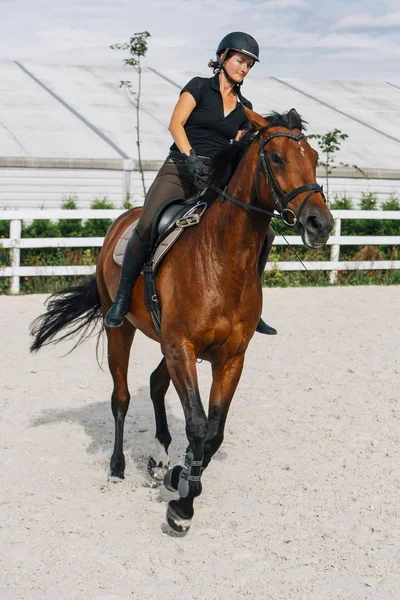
[299,209,334,249]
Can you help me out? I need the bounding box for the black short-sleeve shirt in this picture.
[169,73,253,158]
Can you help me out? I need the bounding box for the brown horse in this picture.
[30,108,334,534]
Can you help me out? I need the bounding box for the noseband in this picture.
[209,125,326,230]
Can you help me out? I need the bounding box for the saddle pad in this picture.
[113,220,184,271]
[114,221,138,266]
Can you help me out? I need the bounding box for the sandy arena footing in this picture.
[1,286,399,600]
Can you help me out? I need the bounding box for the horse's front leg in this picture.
[202,353,245,471]
[163,341,208,534]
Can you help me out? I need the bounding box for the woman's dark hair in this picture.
[208,49,237,71]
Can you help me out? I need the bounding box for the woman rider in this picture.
[105,31,277,335]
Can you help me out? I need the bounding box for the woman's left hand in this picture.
[185,150,206,178]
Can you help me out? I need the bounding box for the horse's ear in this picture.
[288,107,305,130]
[244,107,268,129]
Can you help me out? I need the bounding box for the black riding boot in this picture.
[256,232,277,335]
[104,230,149,328]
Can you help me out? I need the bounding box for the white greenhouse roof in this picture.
[0,61,400,168]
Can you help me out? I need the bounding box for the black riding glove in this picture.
[185,149,205,179]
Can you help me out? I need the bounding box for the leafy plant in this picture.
[82,197,115,237]
[59,195,82,237]
[90,196,115,210]
[307,129,348,202]
[61,195,78,210]
[360,191,378,210]
[22,219,61,238]
[111,31,151,198]
[382,193,400,211]
[329,193,353,210]
[123,197,133,210]
[0,220,10,237]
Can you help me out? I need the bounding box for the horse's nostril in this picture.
[306,215,322,231]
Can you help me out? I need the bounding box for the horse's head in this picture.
[245,108,334,248]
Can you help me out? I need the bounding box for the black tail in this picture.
[30,276,103,353]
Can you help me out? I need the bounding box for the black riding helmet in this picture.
[216,32,260,63]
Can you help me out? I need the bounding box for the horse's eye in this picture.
[271,153,283,165]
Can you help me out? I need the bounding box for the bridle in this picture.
[209,125,326,230]
[256,126,327,226]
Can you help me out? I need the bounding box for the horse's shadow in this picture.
[30,386,189,477]
[30,386,229,478]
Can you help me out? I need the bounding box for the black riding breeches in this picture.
[135,156,199,241]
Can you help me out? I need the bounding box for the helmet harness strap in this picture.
[215,48,244,87]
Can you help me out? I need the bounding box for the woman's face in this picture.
[221,51,254,83]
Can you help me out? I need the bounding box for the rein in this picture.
[208,125,326,231]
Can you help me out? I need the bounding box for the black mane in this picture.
[206,110,306,196]
[266,109,306,131]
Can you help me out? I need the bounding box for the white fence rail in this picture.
[1,209,399,294]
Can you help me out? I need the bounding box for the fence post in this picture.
[10,219,22,294]
[122,159,134,206]
[329,217,341,284]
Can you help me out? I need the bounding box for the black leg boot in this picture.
[256,229,277,335]
[104,230,149,328]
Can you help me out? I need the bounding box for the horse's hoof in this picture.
[147,456,169,482]
[109,469,125,480]
[166,500,192,536]
[163,465,183,492]
[110,453,125,480]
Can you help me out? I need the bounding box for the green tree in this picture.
[111,31,151,199]
[307,129,348,202]
[308,129,369,204]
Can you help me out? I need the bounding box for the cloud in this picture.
[0,0,399,81]
[255,0,311,9]
[335,11,400,31]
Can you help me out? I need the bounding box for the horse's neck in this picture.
[208,151,271,257]
[202,186,268,284]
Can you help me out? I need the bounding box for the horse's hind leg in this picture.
[147,357,172,481]
[105,320,136,479]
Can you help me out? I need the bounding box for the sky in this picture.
[1,0,399,81]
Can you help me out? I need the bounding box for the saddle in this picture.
[113,194,208,333]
